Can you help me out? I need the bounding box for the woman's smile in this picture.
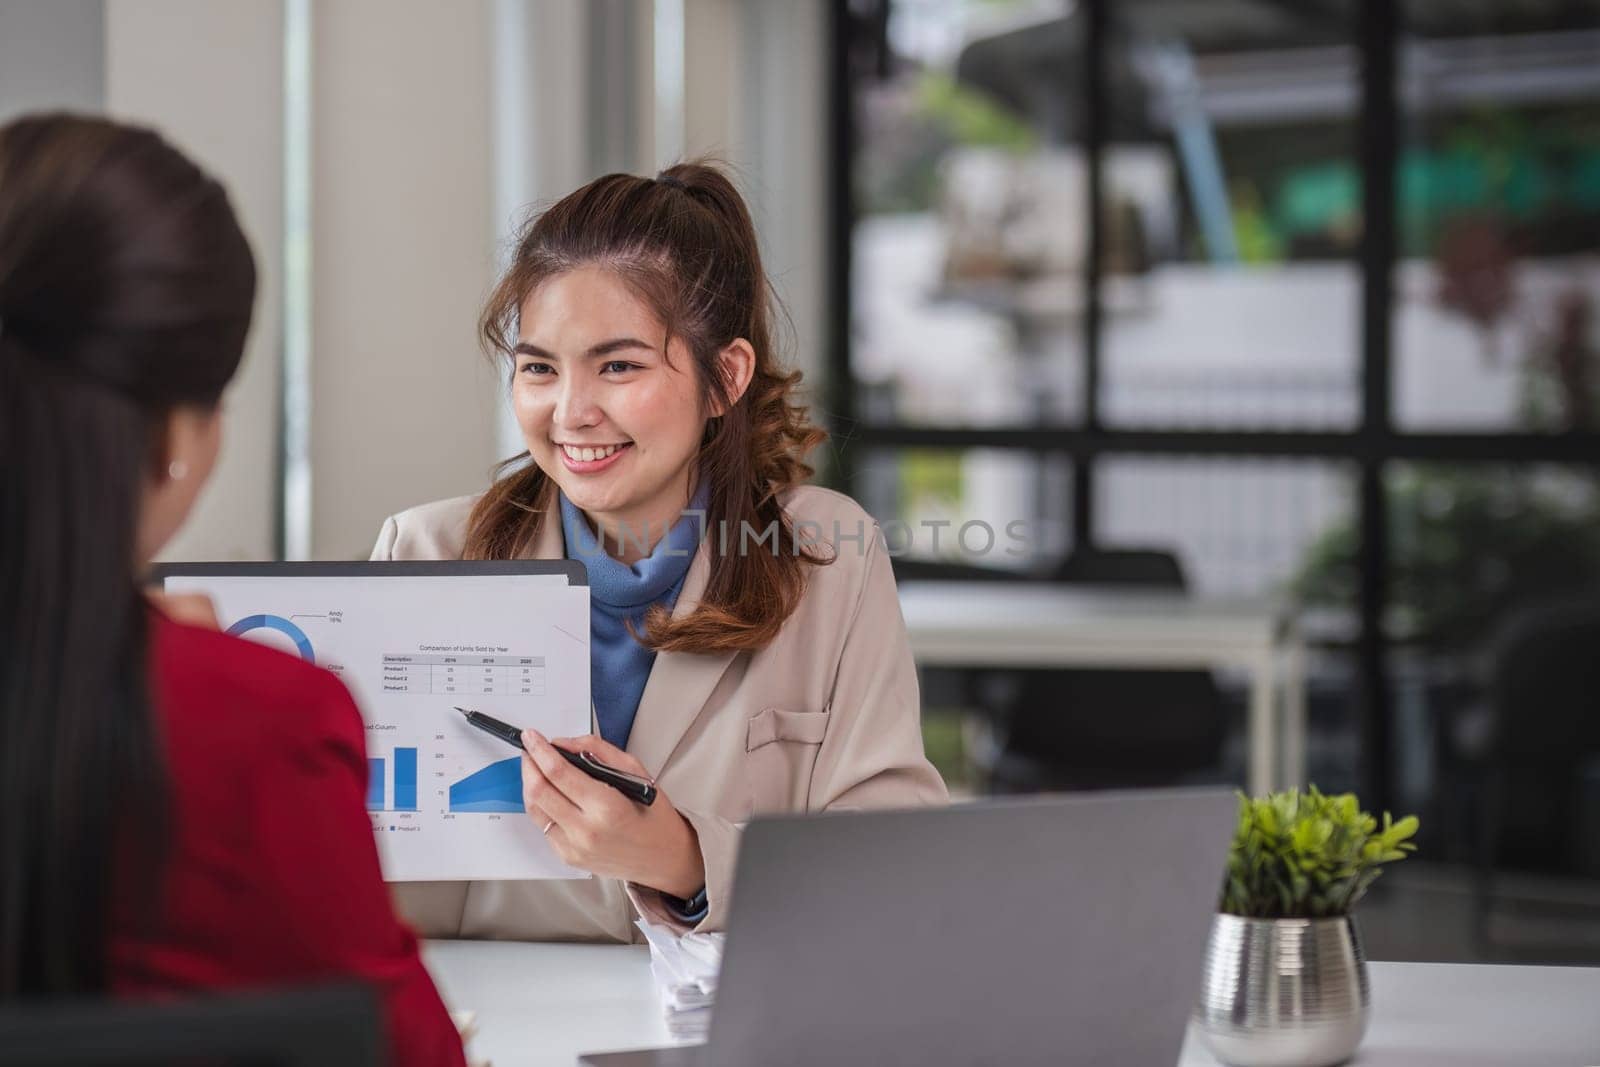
[557,440,633,474]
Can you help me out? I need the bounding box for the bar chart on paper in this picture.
[367,747,419,812]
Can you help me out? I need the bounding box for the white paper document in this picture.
[638,920,724,1043]
[161,566,590,881]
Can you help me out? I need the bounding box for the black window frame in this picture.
[825,0,1600,810]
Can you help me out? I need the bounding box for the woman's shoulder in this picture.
[372,493,482,560]
[776,483,878,539]
[774,484,886,588]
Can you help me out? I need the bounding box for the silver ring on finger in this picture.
[542,819,555,834]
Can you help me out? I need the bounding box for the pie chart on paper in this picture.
[225,613,316,663]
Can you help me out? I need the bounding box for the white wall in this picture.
[0,0,103,123]
[309,0,502,559]
[682,0,744,164]
[683,0,829,387]
[746,1,829,392]
[105,0,283,562]
[490,0,607,459]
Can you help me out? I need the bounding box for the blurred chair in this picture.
[0,982,382,1066]
[986,548,1227,793]
[1439,595,1600,945]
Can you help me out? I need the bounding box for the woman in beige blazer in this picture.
[372,163,947,943]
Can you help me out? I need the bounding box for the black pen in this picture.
[454,706,657,806]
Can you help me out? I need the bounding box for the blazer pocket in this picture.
[743,707,830,815]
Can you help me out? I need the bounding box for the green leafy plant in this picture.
[1220,787,1419,919]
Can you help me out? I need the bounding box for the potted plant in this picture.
[1194,788,1418,1067]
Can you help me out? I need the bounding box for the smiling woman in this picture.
[370,161,948,944]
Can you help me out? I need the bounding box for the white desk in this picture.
[1180,961,1600,1065]
[423,942,667,1067]
[423,942,1600,1066]
[896,581,1307,796]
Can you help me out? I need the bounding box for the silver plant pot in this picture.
[1193,913,1370,1067]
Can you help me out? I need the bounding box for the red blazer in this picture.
[110,610,465,1067]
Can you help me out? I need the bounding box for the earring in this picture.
[168,460,189,481]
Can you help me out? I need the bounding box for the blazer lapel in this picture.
[626,542,738,777]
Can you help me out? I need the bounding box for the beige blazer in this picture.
[370,484,948,942]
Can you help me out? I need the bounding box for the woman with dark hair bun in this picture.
[374,161,948,943]
[0,114,464,1066]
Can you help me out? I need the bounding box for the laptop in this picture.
[581,788,1237,1067]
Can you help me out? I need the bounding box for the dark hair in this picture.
[0,114,256,996]
[468,161,829,653]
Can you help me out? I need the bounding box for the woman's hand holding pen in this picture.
[520,730,706,899]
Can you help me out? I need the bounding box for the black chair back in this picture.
[0,982,383,1066]
[1479,596,1600,874]
[998,547,1227,791]
[1489,596,1600,759]
[1054,547,1186,589]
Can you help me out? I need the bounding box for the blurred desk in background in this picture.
[895,582,1306,796]
[422,942,1600,1066]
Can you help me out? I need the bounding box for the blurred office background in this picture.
[3,0,1598,965]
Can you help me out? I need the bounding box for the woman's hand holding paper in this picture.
[520,729,706,899]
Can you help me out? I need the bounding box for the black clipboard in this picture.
[150,559,587,585]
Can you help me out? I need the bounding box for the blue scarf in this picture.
[560,487,706,748]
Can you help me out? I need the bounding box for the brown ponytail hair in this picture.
[467,161,828,653]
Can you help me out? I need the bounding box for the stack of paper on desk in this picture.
[451,1010,489,1067]
[637,920,725,1043]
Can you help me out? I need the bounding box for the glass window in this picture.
[851,0,1090,427]
[1394,3,1600,432]
[1384,463,1600,904]
[1094,456,1363,801]
[1096,455,1356,599]
[842,0,1600,964]
[846,447,1073,571]
[1100,0,1361,431]
[1385,463,1600,647]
